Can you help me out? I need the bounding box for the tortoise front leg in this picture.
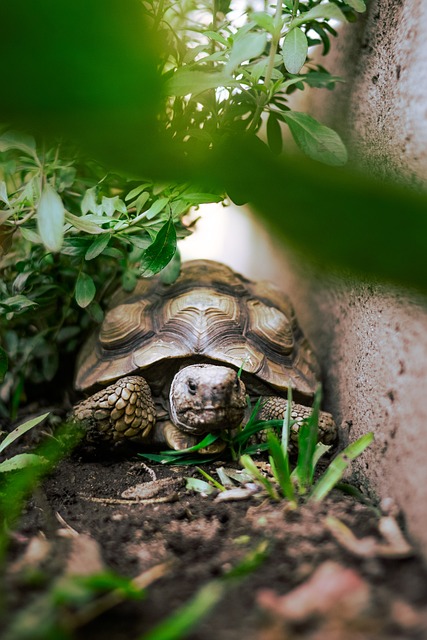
[72,376,156,443]
[257,397,337,454]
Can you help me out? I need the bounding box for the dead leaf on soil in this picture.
[9,532,51,574]
[65,533,105,576]
[257,561,371,624]
[325,515,413,558]
[215,486,258,502]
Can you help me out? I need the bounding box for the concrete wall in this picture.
[183,0,427,559]
[282,0,427,558]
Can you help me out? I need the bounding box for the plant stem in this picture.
[248,0,283,133]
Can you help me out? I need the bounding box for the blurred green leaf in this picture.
[0,181,10,206]
[344,0,366,12]
[293,3,346,27]
[75,273,96,309]
[251,12,275,34]
[166,70,233,97]
[283,112,348,166]
[0,0,161,169]
[0,346,8,382]
[266,113,283,155]
[139,217,177,278]
[214,134,427,293]
[282,27,308,75]
[37,185,65,253]
[0,130,37,159]
[0,453,46,473]
[0,413,49,454]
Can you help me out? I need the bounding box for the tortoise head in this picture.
[169,364,247,435]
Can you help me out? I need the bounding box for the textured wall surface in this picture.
[282,0,427,558]
[182,0,427,559]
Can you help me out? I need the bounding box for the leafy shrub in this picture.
[0,0,366,416]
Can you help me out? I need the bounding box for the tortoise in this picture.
[73,259,336,452]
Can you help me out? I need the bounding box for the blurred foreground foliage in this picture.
[1,0,426,416]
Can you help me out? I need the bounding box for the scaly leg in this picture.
[257,397,337,454]
[72,376,156,443]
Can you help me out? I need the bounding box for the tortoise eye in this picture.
[187,379,197,394]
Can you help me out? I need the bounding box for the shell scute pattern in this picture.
[75,260,319,397]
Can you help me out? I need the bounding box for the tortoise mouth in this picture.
[173,406,243,434]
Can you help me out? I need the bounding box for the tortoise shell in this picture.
[75,260,320,398]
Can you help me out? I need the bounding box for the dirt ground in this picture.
[2,443,427,640]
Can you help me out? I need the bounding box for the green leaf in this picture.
[135,191,150,214]
[251,12,275,34]
[166,70,234,97]
[185,477,216,495]
[240,454,280,501]
[85,234,110,260]
[310,433,374,502]
[81,187,102,215]
[64,211,103,234]
[226,32,267,73]
[293,3,347,27]
[0,412,49,454]
[0,453,47,473]
[204,30,229,47]
[37,185,65,252]
[125,184,150,202]
[0,295,38,311]
[101,195,127,216]
[87,301,104,323]
[181,192,223,206]
[0,181,10,206]
[266,113,283,155]
[159,248,181,285]
[143,196,169,221]
[295,388,321,490]
[267,432,295,502]
[75,272,96,308]
[344,0,366,12]
[283,111,348,166]
[0,130,37,158]
[282,27,308,75]
[19,227,42,244]
[139,217,177,278]
[0,346,8,382]
[142,580,225,640]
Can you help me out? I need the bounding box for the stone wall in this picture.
[282,0,427,559]
[182,0,427,560]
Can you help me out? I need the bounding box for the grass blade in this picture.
[240,454,279,501]
[138,433,221,465]
[0,412,49,454]
[141,581,226,640]
[141,542,268,640]
[295,387,321,491]
[309,432,374,502]
[281,386,292,451]
[267,432,295,503]
[195,466,225,491]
